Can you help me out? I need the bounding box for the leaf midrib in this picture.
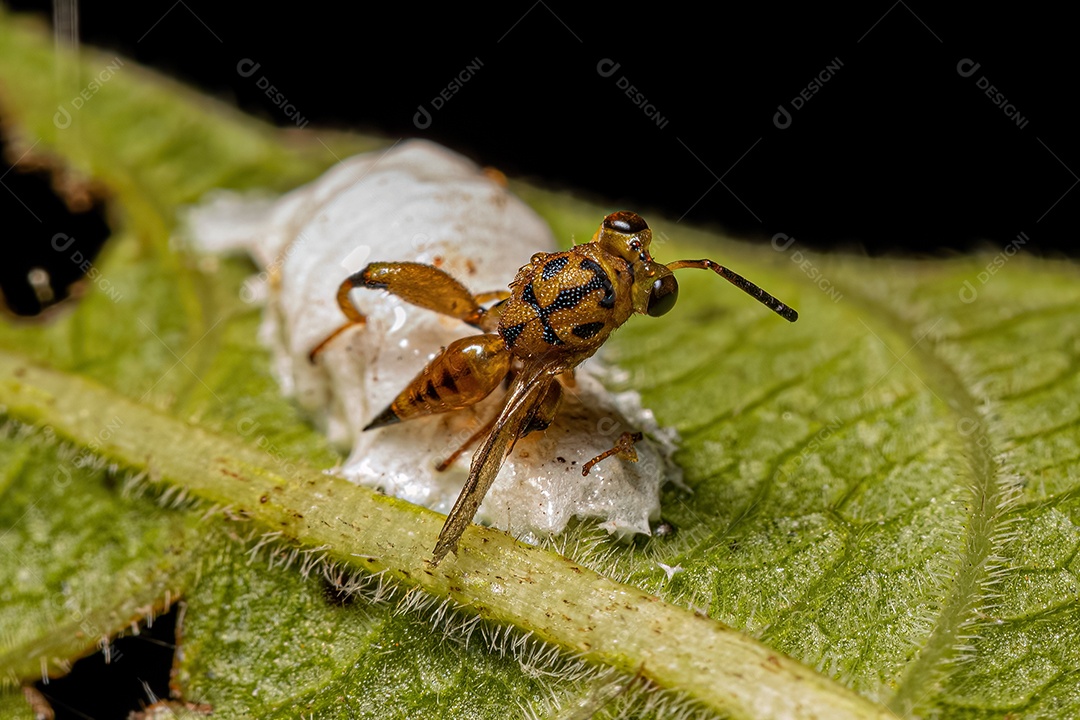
[844,289,1012,717]
[0,348,895,720]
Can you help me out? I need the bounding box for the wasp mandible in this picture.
[311,211,798,565]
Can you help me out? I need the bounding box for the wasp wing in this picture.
[432,362,557,565]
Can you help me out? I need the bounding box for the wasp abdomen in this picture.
[365,334,511,430]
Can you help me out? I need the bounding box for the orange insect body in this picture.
[498,246,632,365]
[314,211,797,565]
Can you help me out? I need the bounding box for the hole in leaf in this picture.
[0,129,111,317]
[32,605,178,720]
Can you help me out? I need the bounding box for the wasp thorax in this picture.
[598,211,653,264]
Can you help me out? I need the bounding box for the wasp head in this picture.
[596,211,653,264]
[595,211,679,317]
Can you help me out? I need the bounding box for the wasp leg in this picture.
[436,378,560,471]
[365,333,511,430]
[474,289,511,310]
[667,259,798,322]
[581,431,644,477]
[522,380,562,436]
[309,262,511,362]
[432,371,555,566]
[307,271,371,361]
[436,414,498,472]
[358,262,509,327]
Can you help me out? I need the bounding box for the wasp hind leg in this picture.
[365,333,512,430]
[309,261,511,362]
[434,378,562,471]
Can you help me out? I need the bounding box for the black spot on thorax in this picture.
[571,322,605,339]
[502,322,526,348]
[508,257,619,346]
[578,258,616,309]
[542,256,569,281]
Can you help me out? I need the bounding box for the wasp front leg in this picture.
[365,333,511,430]
[309,262,510,361]
[581,431,644,477]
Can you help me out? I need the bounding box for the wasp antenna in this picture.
[667,259,798,322]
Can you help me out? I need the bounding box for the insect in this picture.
[311,210,798,565]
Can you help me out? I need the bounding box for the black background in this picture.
[3,2,1078,716]
[8,2,1079,257]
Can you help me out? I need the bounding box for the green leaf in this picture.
[2,9,1079,719]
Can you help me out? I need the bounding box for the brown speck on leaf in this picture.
[259,495,268,503]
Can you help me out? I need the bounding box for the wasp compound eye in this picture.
[647,274,679,317]
[603,211,648,235]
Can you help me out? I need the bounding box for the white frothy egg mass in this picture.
[184,140,681,543]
